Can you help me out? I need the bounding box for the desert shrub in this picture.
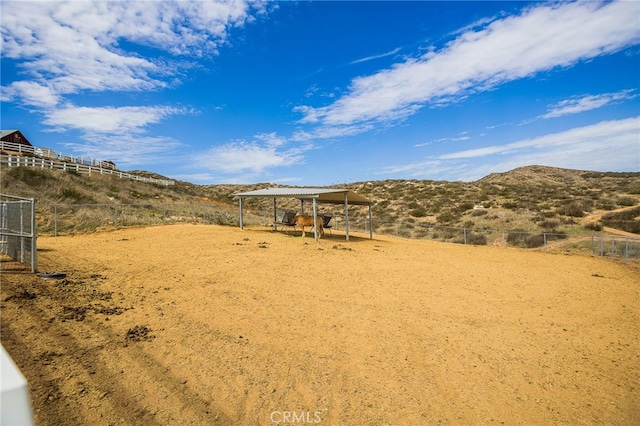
[471,209,488,217]
[584,222,603,232]
[409,206,428,218]
[595,199,616,210]
[539,219,561,232]
[465,231,488,245]
[502,201,519,210]
[433,226,459,241]
[462,220,475,228]
[515,232,568,248]
[506,229,530,247]
[436,211,458,224]
[375,200,390,209]
[524,234,545,248]
[208,211,237,226]
[556,201,585,217]
[617,197,638,207]
[454,201,475,214]
[414,228,430,238]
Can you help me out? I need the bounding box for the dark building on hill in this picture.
[0,130,33,147]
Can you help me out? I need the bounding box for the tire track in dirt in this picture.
[1,266,235,425]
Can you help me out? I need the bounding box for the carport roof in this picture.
[233,187,373,206]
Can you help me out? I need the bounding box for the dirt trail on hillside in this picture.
[581,197,640,238]
[1,224,639,425]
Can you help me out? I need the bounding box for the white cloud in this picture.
[439,117,639,160]
[1,81,61,108]
[1,0,261,124]
[296,1,640,136]
[44,105,191,134]
[350,47,402,65]
[541,89,637,119]
[413,132,470,148]
[195,133,310,175]
[291,121,375,142]
[62,134,184,168]
[380,117,640,181]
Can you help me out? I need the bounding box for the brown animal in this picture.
[292,214,324,238]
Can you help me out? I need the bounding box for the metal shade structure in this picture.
[233,187,374,240]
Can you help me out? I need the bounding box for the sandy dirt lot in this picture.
[1,224,639,425]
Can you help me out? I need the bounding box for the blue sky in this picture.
[2,0,639,185]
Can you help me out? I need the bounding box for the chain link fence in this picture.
[590,235,640,263]
[30,203,640,265]
[37,203,241,236]
[0,194,37,272]
[335,217,640,263]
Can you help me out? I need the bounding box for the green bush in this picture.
[409,206,428,218]
[455,201,475,214]
[502,201,519,210]
[556,201,585,217]
[617,197,638,207]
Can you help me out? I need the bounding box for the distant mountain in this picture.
[479,165,639,190]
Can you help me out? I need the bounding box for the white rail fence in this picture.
[0,141,174,186]
[1,140,111,168]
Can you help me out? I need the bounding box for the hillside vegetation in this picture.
[1,164,639,238]
[345,165,640,236]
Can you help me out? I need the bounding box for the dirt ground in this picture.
[1,224,639,425]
